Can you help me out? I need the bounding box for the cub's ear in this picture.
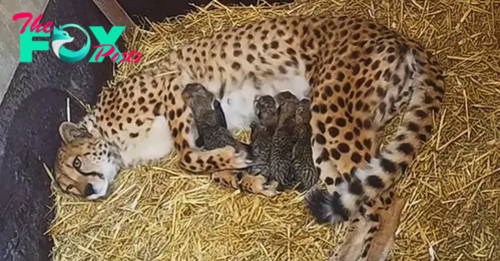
[58,122,91,144]
[253,95,262,115]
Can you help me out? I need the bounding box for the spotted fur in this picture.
[52,14,443,236]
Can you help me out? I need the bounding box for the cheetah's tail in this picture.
[305,186,351,223]
[306,43,445,224]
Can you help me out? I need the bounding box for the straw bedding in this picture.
[48,0,500,260]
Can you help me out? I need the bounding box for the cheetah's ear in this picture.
[59,122,91,144]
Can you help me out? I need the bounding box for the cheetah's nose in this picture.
[84,183,96,197]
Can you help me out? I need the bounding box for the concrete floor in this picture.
[0,0,48,103]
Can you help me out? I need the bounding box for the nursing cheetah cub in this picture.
[195,98,228,148]
[182,83,250,188]
[248,95,279,178]
[290,98,318,192]
[269,91,300,191]
[181,82,248,153]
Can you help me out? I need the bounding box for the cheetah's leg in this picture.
[210,169,279,197]
[165,77,252,173]
[211,170,241,189]
[329,216,375,261]
[239,172,280,197]
[330,190,405,261]
[365,192,406,261]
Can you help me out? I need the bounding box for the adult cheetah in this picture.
[53,14,444,241]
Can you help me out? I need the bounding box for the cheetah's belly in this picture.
[120,116,174,167]
[218,75,310,131]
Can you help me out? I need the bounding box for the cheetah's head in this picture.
[253,95,278,128]
[274,91,300,117]
[53,122,119,200]
[182,83,219,126]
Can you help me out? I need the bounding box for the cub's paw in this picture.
[212,170,240,189]
[261,180,280,197]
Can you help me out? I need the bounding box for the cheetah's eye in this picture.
[73,157,81,169]
[66,184,75,191]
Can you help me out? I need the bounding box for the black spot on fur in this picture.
[335,118,346,127]
[328,126,339,137]
[330,149,341,160]
[350,152,362,163]
[368,214,379,222]
[342,83,351,94]
[349,179,364,195]
[418,134,428,142]
[319,104,328,113]
[407,122,420,132]
[316,134,327,145]
[397,143,415,155]
[317,121,326,133]
[337,72,345,81]
[183,153,192,164]
[415,109,428,118]
[380,158,397,174]
[338,143,350,153]
[366,175,384,188]
[363,139,372,149]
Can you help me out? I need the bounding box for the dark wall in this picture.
[0,1,293,261]
[0,0,115,260]
[118,0,293,26]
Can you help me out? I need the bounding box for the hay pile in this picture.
[48,0,500,260]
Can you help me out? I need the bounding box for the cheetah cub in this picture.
[269,91,300,191]
[248,95,279,178]
[182,83,251,188]
[194,98,227,148]
[290,98,318,192]
[181,82,250,157]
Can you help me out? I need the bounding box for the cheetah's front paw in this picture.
[222,145,253,169]
[239,174,279,197]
